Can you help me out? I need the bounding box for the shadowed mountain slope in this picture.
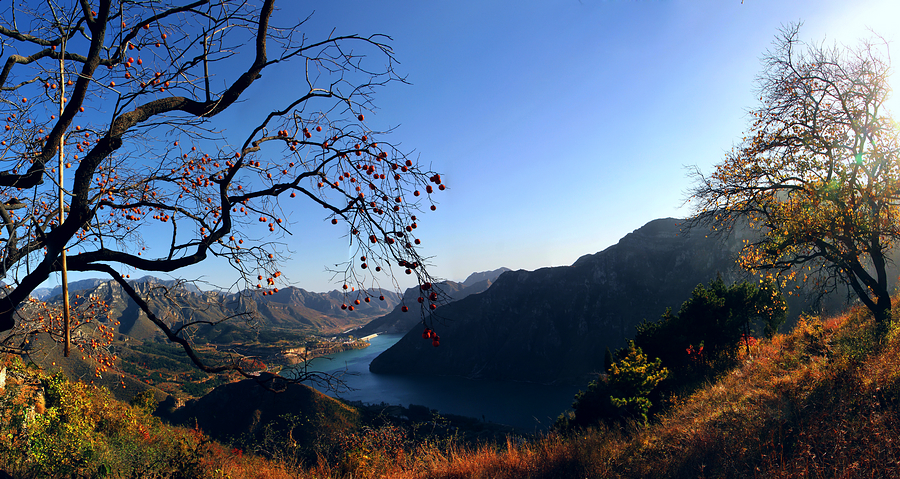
[369,218,880,384]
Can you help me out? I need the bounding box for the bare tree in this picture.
[689,24,899,329]
[0,0,446,380]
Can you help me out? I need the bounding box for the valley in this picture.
[20,218,891,415]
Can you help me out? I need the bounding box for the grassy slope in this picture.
[398,302,900,479]
[0,358,301,478]
[304,300,900,478]
[2,299,899,478]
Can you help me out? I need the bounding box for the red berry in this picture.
[401,306,409,313]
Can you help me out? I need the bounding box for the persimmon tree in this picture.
[689,25,899,329]
[0,0,446,380]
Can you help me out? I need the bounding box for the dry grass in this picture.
[281,302,900,479]
[4,300,900,478]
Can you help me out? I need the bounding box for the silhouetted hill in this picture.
[370,218,883,384]
[163,373,360,453]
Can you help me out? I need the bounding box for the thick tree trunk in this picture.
[872,292,892,333]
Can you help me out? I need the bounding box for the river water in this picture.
[295,334,582,432]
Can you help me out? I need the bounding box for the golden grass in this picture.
[285,302,900,479]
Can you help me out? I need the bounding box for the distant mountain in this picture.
[31,278,107,300]
[352,268,510,337]
[221,286,401,334]
[36,277,402,339]
[462,267,511,287]
[369,218,881,384]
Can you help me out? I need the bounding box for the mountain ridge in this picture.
[32,277,403,338]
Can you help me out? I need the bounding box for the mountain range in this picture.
[33,275,402,339]
[23,217,895,399]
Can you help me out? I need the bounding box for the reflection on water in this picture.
[288,334,581,432]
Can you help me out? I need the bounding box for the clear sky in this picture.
[45,0,900,294]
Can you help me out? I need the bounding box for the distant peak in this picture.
[462,267,512,287]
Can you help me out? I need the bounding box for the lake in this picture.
[292,334,582,432]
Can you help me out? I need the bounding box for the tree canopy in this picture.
[689,24,899,327]
[0,0,445,379]
[634,277,787,374]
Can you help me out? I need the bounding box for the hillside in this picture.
[4,296,897,478]
[393,301,900,478]
[163,372,362,455]
[369,218,896,384]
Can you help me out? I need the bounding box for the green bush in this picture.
[607,341,668,424]
[559,341,668,429]
[635,277,786,379]
[0,364,216,478]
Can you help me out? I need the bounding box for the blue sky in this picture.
[46,0,900,293]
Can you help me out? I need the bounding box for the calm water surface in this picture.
[296,334,581,432]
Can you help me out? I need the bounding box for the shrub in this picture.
[608,341,668,424]
[560,341,668,429]
[635,277,786,383]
